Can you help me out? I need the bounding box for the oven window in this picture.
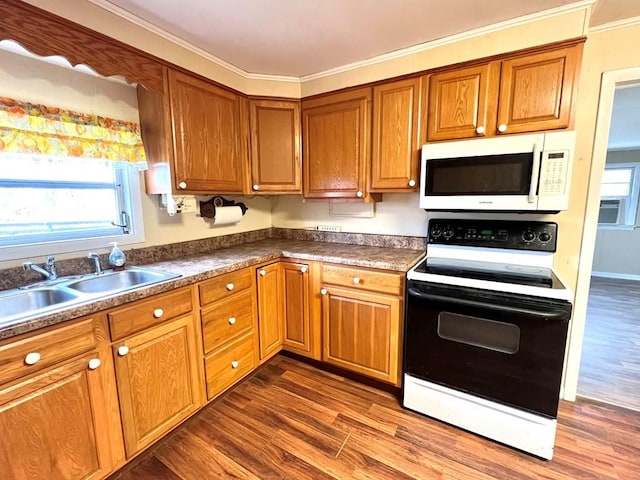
[437,312,520,354]
[426,153,533,195]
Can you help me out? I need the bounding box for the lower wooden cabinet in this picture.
[281,262,312,355]
[256,263,284,361]
[112,314,202,457]
[204,331,256,398]
[0,349,123,480]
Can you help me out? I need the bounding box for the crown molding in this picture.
[589,15,640,34]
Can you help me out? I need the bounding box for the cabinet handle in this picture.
[231,360,239,369]
[24,352,41,365]
[118,345,130,356]
[178,181,187,189]
[226,282,234,291]
[497,124,507,133]
[300,266,308,273]
[253,184,260,191]
[153,308,164,318]
[88,358,101,370]
[356,191,363,198]
[408,179,416,187]
[228,316,237,325]
[259,269,266,277]
[476,126,486,135]
[320,288,327,295]
[352,277,361,284]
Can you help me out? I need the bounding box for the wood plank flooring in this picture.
[111,355,640,480]
[578,276,640,411]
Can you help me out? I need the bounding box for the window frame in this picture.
[597,162,640,230]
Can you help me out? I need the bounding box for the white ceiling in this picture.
[98,0,590,77]
[609,84,640,150]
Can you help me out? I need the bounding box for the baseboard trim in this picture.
[591,271,640,282]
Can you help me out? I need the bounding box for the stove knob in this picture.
[431,227,442,238]
[443,228,455,240]
[538,232,552,243]
[522,230,535,242]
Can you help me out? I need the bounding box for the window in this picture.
[598,164,640,227]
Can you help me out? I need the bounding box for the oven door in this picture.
[404,280,572,418]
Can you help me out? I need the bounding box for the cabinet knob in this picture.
[320,288,327,295]
[88,358,101,370]
[259,269,266,277]
[356,191,363,198]
[300,266,308,273]
[24,352,41,365]
[178,181,187,189]
[231,360,239,369]
[226,282,234,291]
[352,277,361,284]
[153,308,164,318]
[497,124,507,133]
[228,316,237,325]
[408,179,416,187]
[476,126,486,135]
[253,184,260,191]
[118,345,130,356]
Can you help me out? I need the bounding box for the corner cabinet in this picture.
[249,99,302,194]
[256,263,284,361]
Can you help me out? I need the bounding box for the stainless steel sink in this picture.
[66,268,181,294]
[0,288,81,325]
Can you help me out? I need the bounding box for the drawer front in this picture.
[201,291,254,354]
[205,332,255,399]
[321,264,403,296]
[109,287,193,340]
[199,268,253,306]
[0,317,98,385]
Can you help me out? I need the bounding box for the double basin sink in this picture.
[0,267,181,327]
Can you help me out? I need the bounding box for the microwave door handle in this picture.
[528,142,543,203]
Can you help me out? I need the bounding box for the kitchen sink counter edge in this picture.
[0,239,425,340]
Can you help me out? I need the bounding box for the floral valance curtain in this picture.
[0,97,147,170]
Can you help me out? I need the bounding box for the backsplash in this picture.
[0,228,425,290]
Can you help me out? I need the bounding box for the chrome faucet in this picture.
[23,256,58,280]
[87,252,103,275]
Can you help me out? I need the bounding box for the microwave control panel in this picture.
[428,219,557,252]
[539,150,569,195]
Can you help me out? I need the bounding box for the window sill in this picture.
[597,225,638,231]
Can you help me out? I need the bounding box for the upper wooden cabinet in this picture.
[302,87,373,200]
[426,42,583,141]
[371,77,423,192]
[249,99,301,194]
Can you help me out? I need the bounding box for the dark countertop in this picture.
[0,239,425,341]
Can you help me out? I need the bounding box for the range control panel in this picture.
[427,219,558,252]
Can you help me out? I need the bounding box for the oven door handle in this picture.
[407,287,569,320]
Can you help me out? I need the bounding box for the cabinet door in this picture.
[249,99,301,193]
[321,286,400,385]
[496,45,581,135]
[371,78,421,191]
[427,63,498,141]
[281,262,311,355]
[168,69,247,193]
[113,314,202,457]
[0,351,123,480]
[256,263,283,361]
[302,87,371,199]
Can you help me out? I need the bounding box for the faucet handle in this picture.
[45,256,58,279]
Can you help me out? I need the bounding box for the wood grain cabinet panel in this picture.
[113,314,202,458]
[204,332,255,400]
[201,291,254,354]
[281,262,311,355]
[199,268,253,306]
[0,350,123,480]
[249,99,301,193]
[256,263,284,361]
[167,69,247,194]
[371,78,422,191]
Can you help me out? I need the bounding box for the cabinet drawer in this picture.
[201,291,254,354]
[199,268,253,306]
[205,332,255,399]
[109,288,193,340]
[0,317,99,385]
[322,264,403,296]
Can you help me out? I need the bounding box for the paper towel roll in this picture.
[214,205,243,225]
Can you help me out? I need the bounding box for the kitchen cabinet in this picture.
[0,317,123,480]
[370,77,423,192]
[256,263,284,361]
[249,99,301,193]
[320,264,404,385]
[302,87,378,200]
[426,41,583,141]
[281,261,313,356]
[112,290,202,457]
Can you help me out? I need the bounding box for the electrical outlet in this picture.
[317,225,342,232]
[179,196,198,213]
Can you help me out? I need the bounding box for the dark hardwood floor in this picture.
[111,355,640,480]
[578,276,640,411]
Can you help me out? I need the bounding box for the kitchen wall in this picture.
[591,149,640,278]
[0,49,273,268]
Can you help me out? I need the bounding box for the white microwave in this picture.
[419,131,575,212]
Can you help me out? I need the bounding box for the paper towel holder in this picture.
[198,196,248,219]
